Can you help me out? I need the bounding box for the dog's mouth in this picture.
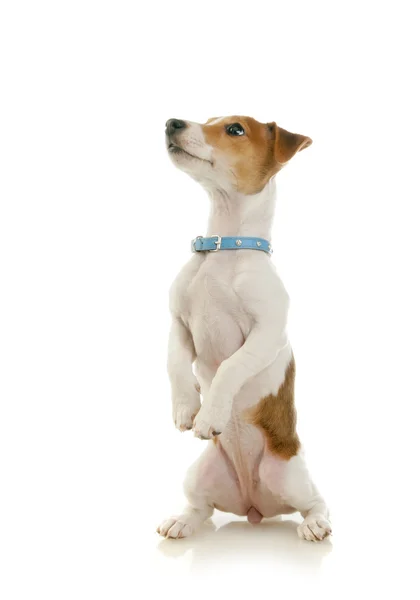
[168,143,212,165]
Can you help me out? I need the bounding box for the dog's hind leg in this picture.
[156,501,213,539]
[157,441,245,539]
[259,450,332,542]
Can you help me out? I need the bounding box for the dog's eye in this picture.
[226,123,245,136]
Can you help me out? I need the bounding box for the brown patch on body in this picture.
[249,357,300,460]
[202,116,312,195]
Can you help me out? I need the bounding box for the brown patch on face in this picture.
[202,116,312,195]
[248,357,300,460]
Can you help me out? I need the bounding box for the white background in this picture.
[1,1,419,598]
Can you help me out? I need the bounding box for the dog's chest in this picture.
[181,259,251,365]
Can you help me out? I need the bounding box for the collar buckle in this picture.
[209,234,221,252]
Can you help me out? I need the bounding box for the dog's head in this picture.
[165,116,312,195]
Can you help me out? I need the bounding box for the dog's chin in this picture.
[167,143,212,166]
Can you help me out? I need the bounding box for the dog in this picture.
[157,116,331,542]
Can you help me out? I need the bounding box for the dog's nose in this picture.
[166,118,186,135]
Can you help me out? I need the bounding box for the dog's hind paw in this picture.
[156,517,195,539]
[297,515,332,542]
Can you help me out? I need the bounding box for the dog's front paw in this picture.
[297,515,332,542]
[192,404,230,440]
[171,378,201,432]
[173,401,200,432]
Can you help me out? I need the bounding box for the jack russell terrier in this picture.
[157,116,331,542]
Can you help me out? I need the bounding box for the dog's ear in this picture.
[268,123,312,166]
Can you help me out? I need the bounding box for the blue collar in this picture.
[191,235,272,255]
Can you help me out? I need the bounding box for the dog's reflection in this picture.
[157,517,332,574]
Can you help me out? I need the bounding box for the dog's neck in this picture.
[204,180,276,239]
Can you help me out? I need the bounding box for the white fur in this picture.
[160,119,331,541]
